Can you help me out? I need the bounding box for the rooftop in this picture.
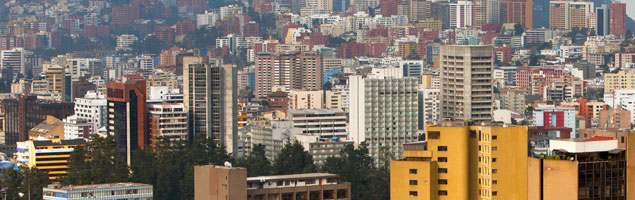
[288,108,345,115]
[32,139,86,147]
[45,182,152,191]
[247,173,339,182]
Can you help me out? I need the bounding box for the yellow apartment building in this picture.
[391,121,528,200]
[16,139,86,180]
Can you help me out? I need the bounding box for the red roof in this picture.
[583,136,613,142]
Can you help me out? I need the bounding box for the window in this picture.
[492,147,497,152]
[622,136,625,143]
[409,191,418,197]
[492,135,497,140]
[492,180,497,185]
[438,168,448,173]
[438,179,448,184]
[438,190,448,196]
[438,146,448,151]
[492,158,497,162]
[470,130,476,138]
[438,157,448,162]
[409,180,418,185]
[428,131,440,139]
[492,169,498,174]
[410,169,417,174]
[492,191,498,196]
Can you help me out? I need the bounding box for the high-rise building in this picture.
[349,74,419,167]
[45,66,66,100]
[440,45,494,123]
[106,79,148,166]
[183,56,238,153]
[549,1,594,30]
[609,2,626,37]
[183,56,211,140]
[390,122,528,199]
[408,0,431,22]
[211,64,238,154]
[70,90,107,136]
[0,48,26,78]
[449,1,473,28]
[500,0,532,28]
[471,0,487,27]
[148,103,188,147]
[486,0,501,25]
[0,95,74,144]
[254,52,323,99]
[596,4,609,36]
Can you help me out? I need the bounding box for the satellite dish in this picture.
[224,161,232,168]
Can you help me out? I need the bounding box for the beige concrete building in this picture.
[549,1,594,30]
[44,66,65,99]
[604,70,635,94]
[599,108,632,130]
[254,52,323,99]
[440,45,494,123]
[288,90,323,110]
[183,56,238,154]
[194,165,247,200]
[247,173,351,200]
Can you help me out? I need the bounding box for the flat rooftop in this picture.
[247,173,338,182]
[288,109,345,115]
[45,182,152,191]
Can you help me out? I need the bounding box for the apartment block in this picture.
[549,1,594,30]
[254,52,323,99]
[599,108,632,130]
[149,103,188,147]
[44,182,153,200]
[440,45,494,123]
[533,106,578,138]
[390,122,528,199]
[16,139,85,180]
[604,70,635,94]
[288,109,347,140]
[183,56,238,154]
[349,75,419,167]
[609,2,626,37]
[500,0,532,28]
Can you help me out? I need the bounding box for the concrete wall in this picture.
[542,159,578,200]
[194,165,247,200]
[390,160,437,199]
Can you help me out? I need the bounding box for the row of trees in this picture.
[1,135,390,199]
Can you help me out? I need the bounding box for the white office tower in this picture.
[349,68,419,167]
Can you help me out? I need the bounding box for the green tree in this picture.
[272,140,316,175]
[130,35,168,54]
[321,144,389,200]
[236,144,271,176]
[514,23,524,36]
[20,166,50,200]
[1,165,24,200]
